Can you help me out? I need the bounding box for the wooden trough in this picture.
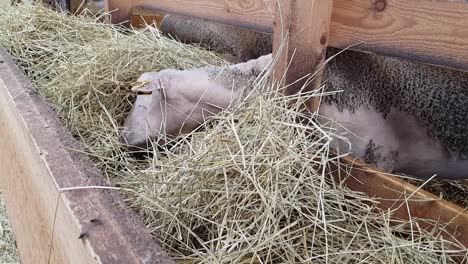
[0,0,466,263]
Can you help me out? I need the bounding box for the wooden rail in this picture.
[333,156,468,248]
[106,0,468,72]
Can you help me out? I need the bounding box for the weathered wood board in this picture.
[272,0,333,111]
[106,0,468,72]
[333,156,468,249]
[0,49,173,264]
[131,7,165,28]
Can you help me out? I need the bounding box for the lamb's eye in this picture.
[132,90,153,96]
[130,81,152,95]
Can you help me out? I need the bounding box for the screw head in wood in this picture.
[374,0,387,12]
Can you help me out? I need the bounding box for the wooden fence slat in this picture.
[131,7,165,28]
[331,0,468,72]
[105,0,468,72]
[272,0,333,111]
[106,0,274,32]
[332,156,468,249]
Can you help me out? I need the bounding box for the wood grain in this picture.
[0,49,173,264]
[331,155,468,249]
[131,7,165,28]
[331,0,468,72]
[272,0,333,111]
[105,0,468,71]
[105,0,275,31]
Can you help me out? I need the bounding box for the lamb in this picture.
[160,14,273,63]
[122,15,468,179]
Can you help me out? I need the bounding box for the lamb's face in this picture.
[121,68,218,147]
[121,72,167,147]
[120,62,264,148]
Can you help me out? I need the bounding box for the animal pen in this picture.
[0,0,467,263]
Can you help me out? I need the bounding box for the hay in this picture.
[410,179,468,208]
[0,3,466,263]
[0,193,20,264]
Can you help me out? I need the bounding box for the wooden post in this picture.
[272,0,334,111]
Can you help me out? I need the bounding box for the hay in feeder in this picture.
[410,179,468,208]
[0,3,466,263]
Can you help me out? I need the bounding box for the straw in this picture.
[0,3,465,263]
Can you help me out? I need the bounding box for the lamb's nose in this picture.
[119,128,151,150]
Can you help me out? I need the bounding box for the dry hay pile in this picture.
[0,3,466,263]
[409,179,468,208]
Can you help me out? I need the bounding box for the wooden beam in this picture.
[332,156,468,249]
[130,7,165,28]
[105,0,468,72]
[330,0,468,73]
[105,0,273,30]
[272,0,333,111]
[0,49,173,264]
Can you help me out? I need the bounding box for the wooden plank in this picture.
[272,0,333,111]
[330,0,468,72]
[105,0,275,31]
[131,7,165,28]
[0,50,173,263]
[105,0,468,72]
[331,156,468,248]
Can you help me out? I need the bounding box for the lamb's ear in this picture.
[131,81,153,95]
[130,72,160,95]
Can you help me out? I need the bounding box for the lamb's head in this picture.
[121,70,203,147]
[121,59,265,148]
[121,68,232,147]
